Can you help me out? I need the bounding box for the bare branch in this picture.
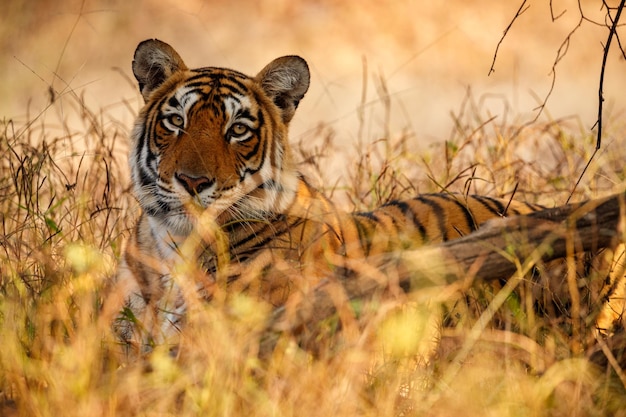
[550,0,567,21]
[614,30,626,60]
[530,14,585,125]
[596,0,626,149]
[566,148,599,204]
[488,0,529,76]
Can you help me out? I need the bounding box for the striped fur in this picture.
[116,39,625,354]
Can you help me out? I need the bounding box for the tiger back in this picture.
[115,39,625,354]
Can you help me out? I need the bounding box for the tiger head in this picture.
[130,39,310,235]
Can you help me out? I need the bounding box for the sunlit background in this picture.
[3,3,626,415]
[2,0,625,153]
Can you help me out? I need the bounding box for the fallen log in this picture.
[262,192,626,350]
[410,192,626,285]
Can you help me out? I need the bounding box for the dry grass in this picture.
[2,86,626,416]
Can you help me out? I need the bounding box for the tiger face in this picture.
[130,39,310,235]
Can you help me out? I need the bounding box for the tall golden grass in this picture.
[1,85,626,416]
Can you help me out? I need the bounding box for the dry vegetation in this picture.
[2,84,626,416]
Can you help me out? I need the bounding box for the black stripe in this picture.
[383,201,428,242]
[524,201,545,211]
[167,96,180,108]
[353,214,377,255]
[137,164,154,188]
[444,195,480,232]
[471,195,506,216]
[238,108,256,121]
[241,137,261,160]
[413,195,447,240]
[183,70,249,95]
[216,74,248,93]
[228,215,298,253]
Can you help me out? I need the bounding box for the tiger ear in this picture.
[132,39,188,101]
[256,56,310,123]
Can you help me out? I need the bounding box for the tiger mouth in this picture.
[175,196,230,224]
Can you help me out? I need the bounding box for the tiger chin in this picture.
[114,39,625,357]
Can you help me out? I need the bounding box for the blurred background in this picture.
[2,0,624,147]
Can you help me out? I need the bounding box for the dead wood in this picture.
[262,192,626,352]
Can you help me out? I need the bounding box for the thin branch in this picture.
[550,0,567,21]
[566,147,599,204]
[51,0,86,96]
[494,2,586,141]
[530,14,583,124]
[489,0,529,76]
[614,30,626,60]
[596,0,626,149]
[506,21,581,140]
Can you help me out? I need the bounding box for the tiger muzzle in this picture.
[176,172,214,195]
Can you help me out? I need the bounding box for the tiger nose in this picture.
[175,172,214,195]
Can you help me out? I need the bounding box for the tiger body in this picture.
[116,39,625,353]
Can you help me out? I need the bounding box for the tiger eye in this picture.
[230,123,248,136]
[169,115,184,128]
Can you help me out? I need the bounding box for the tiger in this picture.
[115,39,626,355]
